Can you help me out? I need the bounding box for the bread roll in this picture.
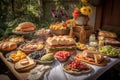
[98,31,117,38]
[15,22,36,32]
[0,41,17,51]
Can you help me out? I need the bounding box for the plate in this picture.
[74,53,107,66]
[19,43,43,54]
[6,51,16,62]
[62,60,92,75]
[12,29,35,35]
[6,50,27,62]
[28,50,54,64]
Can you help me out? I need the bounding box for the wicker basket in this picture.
[73,25,93,43]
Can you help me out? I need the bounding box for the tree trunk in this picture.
[11,0,15,13]
[38,0,44,19]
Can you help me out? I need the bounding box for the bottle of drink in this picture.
[89,33,98,47]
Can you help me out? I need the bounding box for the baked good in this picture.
[82,50,103,64]
[104,38,120,46]
[15,22,36,32]
[14,56,36,72]
[82,50,104,64]
[75,50,105,65]
[0,41,17,51]
[45,36,76,54]
[98,31,117,38]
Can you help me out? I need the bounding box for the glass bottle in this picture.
[89,33,98,47]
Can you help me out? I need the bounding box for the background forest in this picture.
[1,0,119,39]
[0,0,74,39]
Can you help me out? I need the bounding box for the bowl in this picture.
[50,29,70,35]
[55,56,70,62]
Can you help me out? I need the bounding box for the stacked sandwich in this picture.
[45,36,76,54]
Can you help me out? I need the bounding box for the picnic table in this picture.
[0,52,120,80]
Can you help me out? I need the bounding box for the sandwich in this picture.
[82,50,104,64]
[45,36,76,54]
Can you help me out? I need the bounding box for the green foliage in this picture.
[0,0,70,39]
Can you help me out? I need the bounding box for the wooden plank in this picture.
[94,5,103,30]
[0,52,29,80]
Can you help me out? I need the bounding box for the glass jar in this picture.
[89,34,98,47]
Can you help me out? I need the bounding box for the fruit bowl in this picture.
[55,51,70,62]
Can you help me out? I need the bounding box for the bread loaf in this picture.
[15,22,36,32]
[0,41,17,51]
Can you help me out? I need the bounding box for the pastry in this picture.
[15,22,36,32]
[0,41,17,51]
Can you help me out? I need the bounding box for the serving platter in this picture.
[28,50,54,64]
[74,53,107,66]
[62,60,92,75]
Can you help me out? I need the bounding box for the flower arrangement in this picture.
[50,0,69,22]
[72,0,93,24]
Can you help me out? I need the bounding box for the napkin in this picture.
[27,65,51,80]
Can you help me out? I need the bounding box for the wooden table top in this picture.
[0,52,29,80]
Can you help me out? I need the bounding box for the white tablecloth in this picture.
[43,58,120,80]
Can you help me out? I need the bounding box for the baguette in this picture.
[98,31,117,38]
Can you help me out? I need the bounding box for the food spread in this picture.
[0,21,120,80]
